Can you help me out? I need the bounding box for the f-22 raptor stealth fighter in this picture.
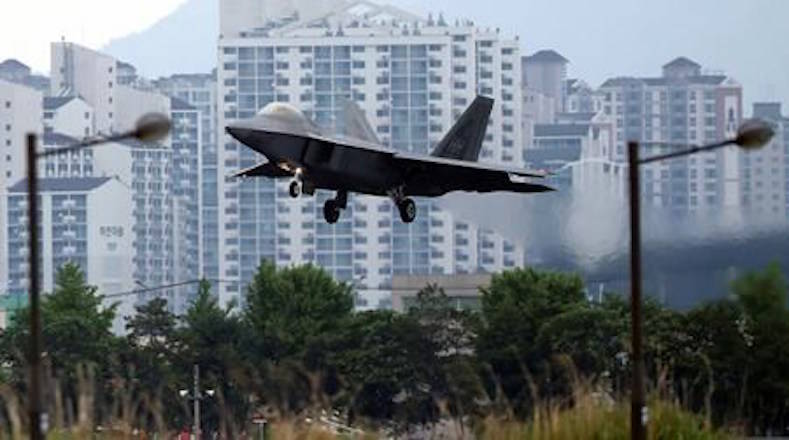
[226,96,553,224]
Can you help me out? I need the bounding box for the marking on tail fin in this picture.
[431,95,494,161]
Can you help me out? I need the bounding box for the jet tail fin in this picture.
[431,95,493,161]
[338,97,380,144]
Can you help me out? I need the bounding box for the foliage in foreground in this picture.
[0,261,787,437]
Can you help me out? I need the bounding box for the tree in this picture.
[244,261,354,361]
[126,297,177,351]
[731,263,789,435]
[179,280,248,437]
[119,296,181,431]
[407,284,486,422]
[476,268,586,415]
[0,263,117,382]
[329,311,443,431]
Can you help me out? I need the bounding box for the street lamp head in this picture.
[133,113,171,143]
[205,389,215,397]
[179,389,189,398]
[735,118,775,150]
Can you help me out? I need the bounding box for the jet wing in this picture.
[392,152,554,194]
[231,161,292,179]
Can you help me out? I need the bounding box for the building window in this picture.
[4,101,9,108]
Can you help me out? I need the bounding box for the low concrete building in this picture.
[390,273,491,312]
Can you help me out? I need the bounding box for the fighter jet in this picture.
[225,96,553,224]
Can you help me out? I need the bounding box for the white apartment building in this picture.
[43,96,94,139]
[4,177,134,333]
[216,0,526,306]
[744,102,789,224]
[154,73,221,286]
[170,97,203,311]
[0,78,42,292]
[599,57,744,213]
[48,43,196,313]
[522,50,568,113]
[50,42,117,134]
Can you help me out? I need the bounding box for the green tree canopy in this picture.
[244,261,354,360]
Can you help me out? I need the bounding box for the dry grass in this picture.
[0,370,736,440]
[478,398,735,440]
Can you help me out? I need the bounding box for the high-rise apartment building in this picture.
[0,79,42,293]
[154,73,220,287]
[170,97,203,307]
[522,50,568,113]
[599,57,743,212]
[745,103,789,223]
[4,177,134,333]
[216,0,525,306]
[51,42,117,134]
[49,44,187,312]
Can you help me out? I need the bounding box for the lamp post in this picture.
[179,364,215,440]
[25,113,170,440]
[627,119,774,440]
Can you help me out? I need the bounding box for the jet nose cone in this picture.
[225,125,250,141]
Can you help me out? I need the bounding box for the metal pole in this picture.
[26,133,45,440]
[628,141,646,440]
[193,364,200,439]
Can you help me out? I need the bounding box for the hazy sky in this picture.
[2,0,788,109]
[0,0,185,72]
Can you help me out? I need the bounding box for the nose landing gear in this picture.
[288,180,301,198]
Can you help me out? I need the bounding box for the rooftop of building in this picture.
[42,131,80,146]
[171,96,196,110]
[116,60,136,70]
[555,112,597,123]
[524,144,583,165]
[229,0,516,40]
[43,96,76,110]
[0,58,31,74]
[663,56,701,70]
[524,49,568,64]
[534,123,591,137]
[752,102,784,120]
[8,177,113,193]
[600,74,727,88]
[601,57,730,88]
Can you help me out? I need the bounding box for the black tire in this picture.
[323,199,341,224]
[398,198,416,223]
[289,181,300,198]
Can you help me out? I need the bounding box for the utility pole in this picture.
[26,133,45,440]
[193,364,200,439]
[627,141,646,440]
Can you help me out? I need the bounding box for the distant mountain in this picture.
[102,0,219,78]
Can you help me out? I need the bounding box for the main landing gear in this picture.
[389,186,416,223]
[323,190,347,224]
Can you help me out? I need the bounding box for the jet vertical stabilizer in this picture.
[431,95,494,161]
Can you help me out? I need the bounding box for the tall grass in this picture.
[478,399,735,440]
[0,364,737,439]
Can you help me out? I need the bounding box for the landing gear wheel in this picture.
[323,199,341,224]
[398,198,416,223]
[289,181,301,198]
